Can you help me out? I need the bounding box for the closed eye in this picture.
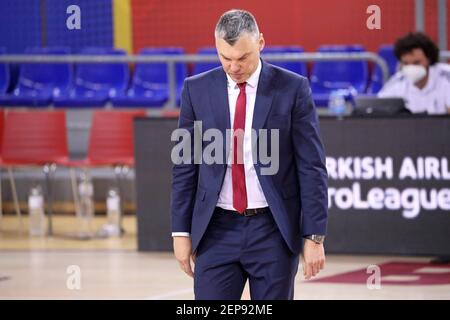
[220,54,231,61]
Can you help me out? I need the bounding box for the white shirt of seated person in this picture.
[378,63,450,115]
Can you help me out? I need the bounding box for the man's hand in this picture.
[301,239,325,280]
[173,236,195,278]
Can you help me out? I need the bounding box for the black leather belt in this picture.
[218,207,270,217]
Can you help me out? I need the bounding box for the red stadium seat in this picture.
[0,109,4,149]
[1,110,72,234]
[72,110,147,167]
[68,110,146,234]
[2,111,69,165]
[0,109,6,226]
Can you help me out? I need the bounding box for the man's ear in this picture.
[259,33,265,51]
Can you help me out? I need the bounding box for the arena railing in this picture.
[0,52,390,108]
[440,51,450,61]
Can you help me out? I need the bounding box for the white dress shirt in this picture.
[217,59,268,210]
[172,60,268,237]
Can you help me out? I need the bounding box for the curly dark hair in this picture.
[394,32,440,65]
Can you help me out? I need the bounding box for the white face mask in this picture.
[402,64,427,84]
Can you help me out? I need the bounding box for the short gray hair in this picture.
[215,9,260,46]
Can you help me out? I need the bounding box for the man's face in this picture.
[400,48,430,69]
[215,33,265,84]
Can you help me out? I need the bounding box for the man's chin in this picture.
[231,75,246,83]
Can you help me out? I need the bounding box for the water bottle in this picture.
[78,172,94,237]
[328,90,347,117]
[106,188,121,237]
[28,185,46,236]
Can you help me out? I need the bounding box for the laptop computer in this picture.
[352,97,411,116]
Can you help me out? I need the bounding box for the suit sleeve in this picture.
[291,78,328,236]
[170,79,198,234]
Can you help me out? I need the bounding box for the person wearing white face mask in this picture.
[378,32,450,115]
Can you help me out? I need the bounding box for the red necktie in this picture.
[232,82,248,213]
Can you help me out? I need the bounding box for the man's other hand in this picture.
[173,236,195,278]
[301,239,325,280]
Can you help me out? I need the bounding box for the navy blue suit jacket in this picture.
[171,60,328,254]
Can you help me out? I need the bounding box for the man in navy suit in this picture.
[171,9,328,300]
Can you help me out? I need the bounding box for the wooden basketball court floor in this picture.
[1,215,449,300]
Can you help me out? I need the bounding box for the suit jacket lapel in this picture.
[208,69,230,161]
[252,60,276,133]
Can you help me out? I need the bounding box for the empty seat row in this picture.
[0,47,187,108]
[0,45,398,108]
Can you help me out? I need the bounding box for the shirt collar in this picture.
[226,59,262,89]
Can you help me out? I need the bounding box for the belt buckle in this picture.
[243,209,258,217]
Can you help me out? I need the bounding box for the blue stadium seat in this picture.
[112,47,187,107]
[192,47,221,75]
[262,46,307,76]
[54,48,128,107]
[0,47,72,107]
[367,45,398,94]
[311,45,369,106]
[0,48,9,97]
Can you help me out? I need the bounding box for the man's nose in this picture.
[230,62,240,72]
